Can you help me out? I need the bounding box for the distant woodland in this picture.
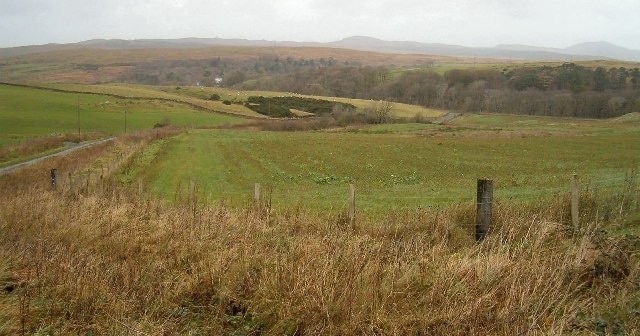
[136,57,640,118]
[3,48,639,118]
[237,62,640,119]
[108,55,640,119]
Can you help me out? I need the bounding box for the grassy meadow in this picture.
[0,129,638,335]
[0,84,243,145]
[36,83,443,120]
[0,84,247,166]
[129,115,639,215]
[0,79,639,334]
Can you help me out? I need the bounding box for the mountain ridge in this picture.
[1,36,639,62]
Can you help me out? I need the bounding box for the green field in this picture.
[39,83,444,119]
[0,84,244,146]
[131,117,639,214]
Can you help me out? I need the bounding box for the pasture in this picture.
[132,115,640,214]
[0,83,639,334]
[37,83,444,119]
[0,84,245,166]
[0,84,243,145]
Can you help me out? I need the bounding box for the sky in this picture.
[1,0,639,50]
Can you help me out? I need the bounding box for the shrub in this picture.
[245,96,356,118]
[153,117,171,128]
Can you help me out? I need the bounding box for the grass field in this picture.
[131,116,639,214]
[1,91,639,334]
[2,139,637,334]
[37,83,444,119]
[0,84,244,146]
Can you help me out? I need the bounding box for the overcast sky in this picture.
[1,0,639,49]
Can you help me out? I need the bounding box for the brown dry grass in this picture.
[0,131,638,335]
[0,133,104,166]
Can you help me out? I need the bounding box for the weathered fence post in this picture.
[348,184,356,228]
[50,169,57,189]
[571,174,579,227]
[254,183,261,209]
[138,177,144,197]
[622,168,637,213]
[189,179,196,208]
[475,179,493,241]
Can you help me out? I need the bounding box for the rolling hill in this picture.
[2,36,639,61]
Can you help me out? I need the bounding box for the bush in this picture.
[209,93,221,101]
[153,117,171,128]
[245,96,356,118]
[222,100,232,105]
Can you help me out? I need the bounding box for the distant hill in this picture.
[497,41,640,62]
[1,36,639,62]
[331,36,640,62]
[0,38,308,59]
[565,42,640,62]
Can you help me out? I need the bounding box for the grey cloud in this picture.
[0,0,638,49]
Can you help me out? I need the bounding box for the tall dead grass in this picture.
[0,189,637,334]
[0,133,105,165]
[0,133,638,335]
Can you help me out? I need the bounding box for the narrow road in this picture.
[0,137,115,175]
[433,111,462,124]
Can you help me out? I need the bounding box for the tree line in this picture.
[237,63,640,119]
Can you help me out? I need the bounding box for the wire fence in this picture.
[119,170,638,213]
[49,149,638,217]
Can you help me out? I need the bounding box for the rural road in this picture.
[0,137,115,176]
[433,111,462,124]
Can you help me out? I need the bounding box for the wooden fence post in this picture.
[475,179,493,241]
[571,174,579,227]
[254,183,261,209]
[68,172,73,193]
[50,169,57,189]
[138,177,144,197]
[189,179,196,208]
[348,184,356,228]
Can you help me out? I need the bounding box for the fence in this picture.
[48,164,639,243]
[47,139,149,196]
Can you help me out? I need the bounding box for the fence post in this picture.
[68,172,73,193]
[138,177,144,197]
[348,184,356,228]
[189,179,196,208]
[254,183,261,209]
[571,174,579,227]
[50,169,57,189]
[475,179,493,241]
